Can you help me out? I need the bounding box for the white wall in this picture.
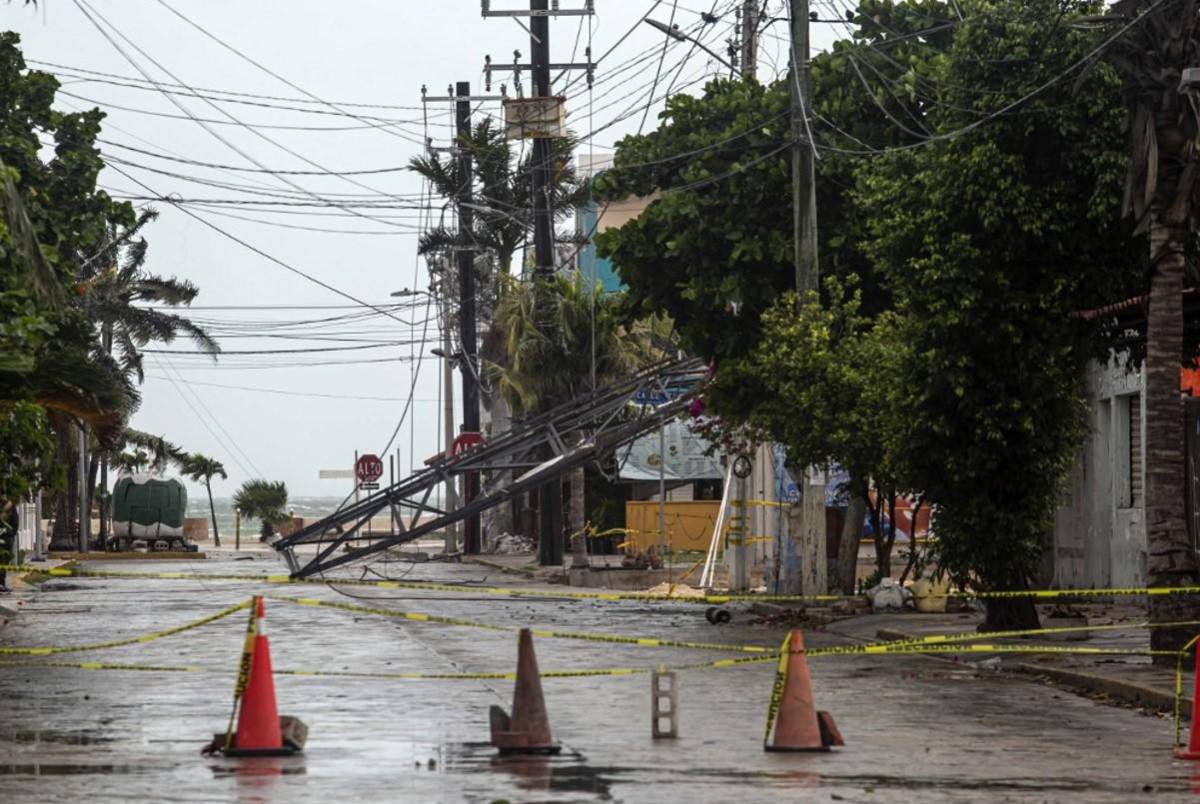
[1053,356,1146,588]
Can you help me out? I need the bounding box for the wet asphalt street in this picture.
[0,552,1197,803]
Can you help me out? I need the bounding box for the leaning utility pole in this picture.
[790,0,818,293]
[741,0,760,81]
[456,80,482,555]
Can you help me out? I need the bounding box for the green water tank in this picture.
[111,475,187,538]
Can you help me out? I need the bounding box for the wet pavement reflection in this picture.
[0,554,1198,802]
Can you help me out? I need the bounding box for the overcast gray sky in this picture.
[8,1,836,499]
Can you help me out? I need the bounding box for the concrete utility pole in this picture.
[529,0,565,567]
[785,0,824,595]
[530,0,555,287]
[741,0,760,81]
[456,81,482,555]
[440,272,460,554]
[790,0,818,294]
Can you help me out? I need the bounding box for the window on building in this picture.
[1130,393,1143,509]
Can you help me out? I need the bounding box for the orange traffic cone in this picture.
[764,629,843,752]
[234,597,284,752]
[1177,641,1200,759]
[490,628,561,755]
[204,597,307,758]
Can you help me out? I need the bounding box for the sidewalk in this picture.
[824,605,1194,717]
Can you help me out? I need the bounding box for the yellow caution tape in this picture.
[0,638,1187,683]
[762,631,792,746]
[225,597,260,752]
[4,564,842,603]
[0,660,206,673]
[0,599,250,656]
[267,594,774,654]
[0,654,777,681]
[14,564,1200,605]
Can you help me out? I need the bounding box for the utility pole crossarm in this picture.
[482,0,595,16]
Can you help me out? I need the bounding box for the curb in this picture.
[876,627,1189,717]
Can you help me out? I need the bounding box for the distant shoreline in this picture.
[186,494,443,535]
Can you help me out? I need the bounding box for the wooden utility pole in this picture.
[456,80,482,555]
[790,0,818,294]
[741,0,759,81]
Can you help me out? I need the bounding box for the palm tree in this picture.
[184,454,226,548]
[233,479,288,541]
[113,450,150,474]
[488,271,666,567]
[69,208,219,546]
[1110,0,1200,658]
[80,209,219,380]
[408,119,583,278]
[409,121,586,543]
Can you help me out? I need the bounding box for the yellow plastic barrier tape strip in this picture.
[15,564,1200,604]
[762,631,792,745]
[224,597,259,752]
[0,640,1181,683]
[0,599,251,656]
[268,594,773,654]
[4,564,841,603]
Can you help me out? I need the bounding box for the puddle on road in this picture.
[7,728,116,746]
[0,763,140,776]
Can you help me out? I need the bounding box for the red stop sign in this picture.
[356,453,383,483]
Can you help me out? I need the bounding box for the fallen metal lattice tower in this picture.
[273,358,707,578]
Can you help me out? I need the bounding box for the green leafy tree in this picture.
[595,78,793,362]
[856,0,1143,628]
[183,454,226,548]
[701,279,912,591]
[594,6,947,585]
[1107,0,1200,658]
[233,479,288,541]
[0,34,139,548]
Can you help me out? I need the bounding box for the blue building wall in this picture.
[577,202,625,293]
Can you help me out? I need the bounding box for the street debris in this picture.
[643,581,705,598]
[865,578,913,613]
[488,533,534,555]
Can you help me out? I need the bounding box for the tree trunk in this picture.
[899,499,925,584]
[1146,218,1200,658]
[836,491,867,595]
[866,491,887,578]
[568,464,588,568]
[49,418,77,551]
[982,598,1041,632]
[537,476,563,567]
[877,493,897,578]
[206,479,220,548]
